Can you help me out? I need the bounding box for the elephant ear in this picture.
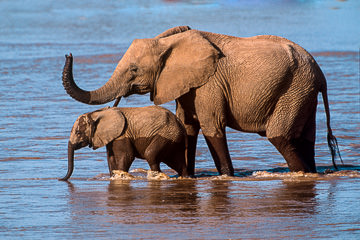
[153,30,221,105]
[90,108,126,150]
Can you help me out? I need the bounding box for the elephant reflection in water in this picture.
[198,180,317,222]
[62,26,342,176]
[261,181,317,215]
[63,178,318,234]
[106,181,200,223]
[203,181,232,218]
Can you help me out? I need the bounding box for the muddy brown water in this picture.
[1,1,359,239]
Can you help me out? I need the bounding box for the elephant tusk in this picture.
[113,97,121,107]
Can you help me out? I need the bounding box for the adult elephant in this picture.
[62,26,341,176]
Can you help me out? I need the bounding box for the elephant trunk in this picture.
[59,142,75,181]
[62,53,126,105]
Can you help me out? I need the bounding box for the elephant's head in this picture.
[62,26,221,106]
[59,107,126,181]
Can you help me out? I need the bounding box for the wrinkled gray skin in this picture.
[62,26,341,176]
[59,106,188,181]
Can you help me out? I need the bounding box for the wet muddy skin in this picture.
[1,0,359,239]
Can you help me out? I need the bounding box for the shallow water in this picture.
[1,0,360,239]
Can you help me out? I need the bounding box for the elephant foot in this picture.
[111,170,135,180]
[219,168,234,177]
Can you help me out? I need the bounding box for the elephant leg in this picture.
[186,128,200,176]
[188,86,234,176]
[268,102,317,173]
[266,86,318,172]
[106,143,116,175]
[163,142,188,177]
[297,139,315,171]
[176,98,200,176]
[148,163,161,172]
[143,136,168,173]
[269,137,316,173]
[300,108,317,171]
[204,134,234,176]
[107,139,135,175]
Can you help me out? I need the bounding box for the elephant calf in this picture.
[59,106,189,181]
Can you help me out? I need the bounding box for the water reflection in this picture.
[265,181,317,215]
[199,180,232,222]
[65,179,319,223]
[107,180,200,216]
[50,173,360,239]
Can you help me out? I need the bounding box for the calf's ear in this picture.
[90,108,126,149]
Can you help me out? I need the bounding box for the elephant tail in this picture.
[320,81,343,170]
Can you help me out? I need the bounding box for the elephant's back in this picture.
[143,106,187,140]
[202,31,316,65]
[250,35,296,45]
[120,106,186,141]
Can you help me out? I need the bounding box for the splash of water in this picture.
[110,170,135,180]
[252,169,360,181]
[146,171,170,180]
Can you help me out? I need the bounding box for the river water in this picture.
[1,0,359,239]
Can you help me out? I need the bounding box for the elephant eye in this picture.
[129,64,138,73]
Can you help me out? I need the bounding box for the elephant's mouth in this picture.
[129,84,151,95]
[71,142,88,150]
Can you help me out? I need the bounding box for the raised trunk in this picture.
[59,142,75,181]
[62,53,125,105]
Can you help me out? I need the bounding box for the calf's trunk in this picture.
[59,142,75,181]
